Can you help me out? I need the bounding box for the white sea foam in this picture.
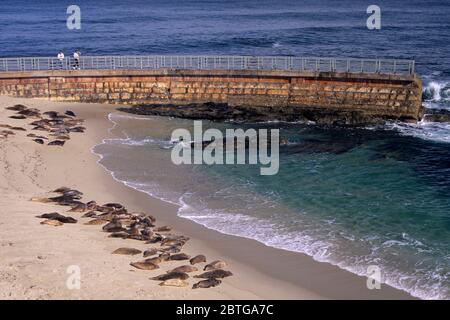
[91,112,450,300]
[382,121,450,144]
[423,81,450,103]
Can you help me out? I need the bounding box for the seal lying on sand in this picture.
[40,219,64,227]
[48,140,65,146]
[112,248,142,255]
[102,219,126,232]
[168,253,191,261]
[130,261,159,270]
[84,218,108,225]
[81,211,97,218]
[33,139,44,144]
[143,248,158,257]
[194,269,233,279]
[192,279,222,289]
[150,272,189,281]
[159,279,189,287]
[36,212,77,224]
[167,265,198,273]
[190,255,206,265]
[6,104,28,111]
[144,253,170,265]
[204,260,228,271]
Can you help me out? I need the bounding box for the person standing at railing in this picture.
[57,51,65,70]
[73,50,81,70]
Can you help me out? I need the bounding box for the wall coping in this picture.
[0,68,416,82]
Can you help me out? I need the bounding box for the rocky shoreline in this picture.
[118,103,450,126]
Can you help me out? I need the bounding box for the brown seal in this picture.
[36,212,77,224]
[168,253,191,261]
[150,272,189,281]
[192,279,222,289]
[48,140,65,146]
[167,265,198,273]
[84,218,108,225]
[159,279,189,287]
[143,248,158,257]
[194,269,233,279]
[40,219,64,227]
[130,261,159,270]
[190,255,206,265]
[203,260,228,271]
[112,248,142,255]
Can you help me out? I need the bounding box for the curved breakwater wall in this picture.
[0,69,422,123]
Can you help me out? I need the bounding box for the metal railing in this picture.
[0,55,415,75]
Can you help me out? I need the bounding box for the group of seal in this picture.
[3,104,85,146]
[32,186,234,290]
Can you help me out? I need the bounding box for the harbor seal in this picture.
[6,104,28,111]
[40,219,64,227]
[103,203,125,210]
[130,261,159,270]
[194,270,233,279]
[150,272,189,281]
[159,245,182,254]
[108,232,129,239]
[159,279,189,287]
[65,110,76,117]
[84,218,108,225]
[190,255,207,265]
[9,115,27,119]
[53,186,71,193]
[86,201,98,210]
[102,219,125,232]
[68,204,88,213]
[81,211,97,218]
[168,253,191,261]
[167,265,198,273]
[204,260,228,271]
[33,139,44,145]
[144,253,170,265]
[37,212,77,224]
[192,279,222,289]
[143,248,158,257]
[48,140,65,146]
[112,248,142,255]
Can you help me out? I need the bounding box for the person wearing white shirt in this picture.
[57,51,64,69]
[73,50,80,70]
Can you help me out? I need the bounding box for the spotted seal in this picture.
[203,260,228,271]
[190,255,206,265]
[194,269,233,279]
[192,279,222,289]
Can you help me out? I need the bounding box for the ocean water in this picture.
[1,0,449,299]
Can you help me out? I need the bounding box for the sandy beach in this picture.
[0,95,414,300]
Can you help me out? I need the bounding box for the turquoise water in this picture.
[94,114,450,299]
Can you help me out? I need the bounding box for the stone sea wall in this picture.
[0,69,422,124]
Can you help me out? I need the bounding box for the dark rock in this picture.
[422,108,450,123]
[118,103,401,125]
